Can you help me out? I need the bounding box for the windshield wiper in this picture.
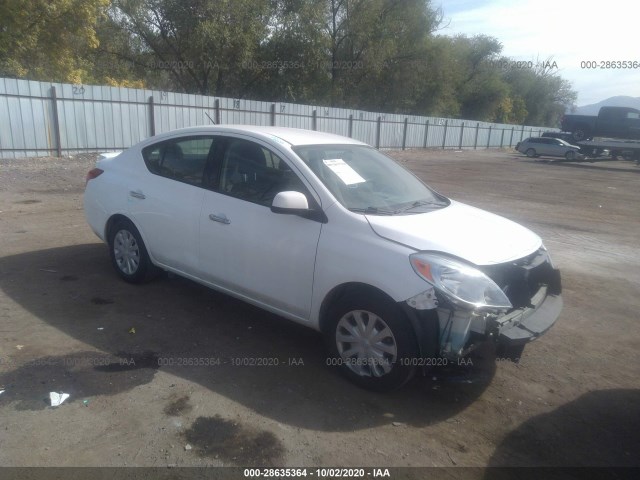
[349,200,446,216]
[348,206,395,215]
[392,199,447,214]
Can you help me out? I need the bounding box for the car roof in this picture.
[143,125,367,147]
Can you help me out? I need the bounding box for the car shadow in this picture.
[486,388,640,468]
[0,244,495,431]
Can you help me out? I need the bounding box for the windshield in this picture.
[293,144,449,215]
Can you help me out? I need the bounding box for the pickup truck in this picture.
[561,106,640,141]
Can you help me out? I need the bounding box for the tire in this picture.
[572,127,590,142]
[108,218,159,284]
[565,150,576,161]
[525,148,537,158]
[325,292,418,392]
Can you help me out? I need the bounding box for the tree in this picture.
[410,34,507,120]
[502,62,576,126]
[247,0,329,103]
[450,35,507,120]
[106,0,273,96]
[0,0,109,82]
[321,0,442,109]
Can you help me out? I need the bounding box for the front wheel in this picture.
[526,148,537,158]
[325,293,418,391]
[108,218,159,283]
[565,150,576,160]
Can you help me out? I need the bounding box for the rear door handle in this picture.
[129,190,146,200]
[209,213,230,225]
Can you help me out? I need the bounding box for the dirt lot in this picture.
[0,148,639,473]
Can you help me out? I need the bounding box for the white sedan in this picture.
[84,126,562,391]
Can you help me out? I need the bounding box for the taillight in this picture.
[85,168,104,186]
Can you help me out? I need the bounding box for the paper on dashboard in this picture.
[322,159,366,185]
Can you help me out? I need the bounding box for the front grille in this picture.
[481,249,559,310]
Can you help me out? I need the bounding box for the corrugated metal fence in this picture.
[0,77,552,158]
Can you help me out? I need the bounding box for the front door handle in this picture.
[209,213,231,225]
[129,190,146,200]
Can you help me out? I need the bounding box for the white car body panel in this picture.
[118,147,205,272]
[364,200,542,265]
[309,204,428,327]
[198,189,321,320]
[84,154,132,241]
[127,172,204,272]
[97,151,123,161]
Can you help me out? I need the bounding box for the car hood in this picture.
[365,200,542,265]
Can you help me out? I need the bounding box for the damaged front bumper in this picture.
[401,258,562,362]
[494,286,563,346]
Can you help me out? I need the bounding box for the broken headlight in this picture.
[409,253,512,311]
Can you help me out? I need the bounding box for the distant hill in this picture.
[571,96,640,115]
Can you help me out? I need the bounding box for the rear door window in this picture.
[142,136,216,187]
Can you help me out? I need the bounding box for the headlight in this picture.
[409,253,512,310]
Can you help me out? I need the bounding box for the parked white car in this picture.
[84,126,562,391]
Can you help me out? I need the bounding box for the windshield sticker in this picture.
[323,159,366,185]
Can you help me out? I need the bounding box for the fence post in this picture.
[442,120,448,149]
[348,114,353,138]
[486,126,492,149]
[458,123,464,149]
[50,86,62,157]
[375,116,382,149]
[521,125,525,141]
[312,110,317,131]
[423,120,429,148]
[214,99,220,124]
[402,118,408,150]
[270,103,276,126]
[474,123,480,149]
[509,127,514,147]
[500,128,505,148]
[148,96,156,137]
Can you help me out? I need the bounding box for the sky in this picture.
[438,0,640,106]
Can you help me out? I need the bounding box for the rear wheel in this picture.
[526,148,537,158]
[325,292,418,391]
[108,218,159,283]
[572,127,591,142]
